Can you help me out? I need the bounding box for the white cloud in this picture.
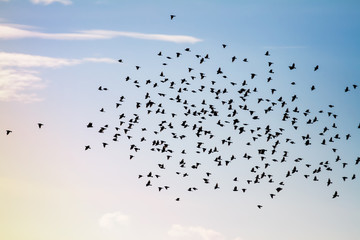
[168,224,244,240]
[0,52,81,68]
[0,67,44,103]
[0,25,107,40]
[98,211,130,230]
[0,51,114,103]
[30,0,72,5]
[0,52,115,68]
[0,24,202,43]
[79,30,203,43]
[168,224,225,240]
[82,57,115,64]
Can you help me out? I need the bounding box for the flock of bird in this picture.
[4,15,360,209]
[83,41,359,208]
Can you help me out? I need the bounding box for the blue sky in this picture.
[1,1,360,240]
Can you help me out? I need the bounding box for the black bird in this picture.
[289,63,296,70]
[85,145,91,150]
[170,15,176,20]
[6,130,12,135]
[146,180,152,187]
[332,191,339,198]
[314,65,319,71]
[327,178,332,186]
[265,51,270,56]
[38,123,44,129]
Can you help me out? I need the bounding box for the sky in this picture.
[1,1,360,240]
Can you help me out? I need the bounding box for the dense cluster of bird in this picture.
[4,16,359,209]
[82,41,360,208]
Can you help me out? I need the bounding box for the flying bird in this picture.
[289,63,296,70]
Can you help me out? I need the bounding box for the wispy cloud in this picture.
[0,51,114,103]
[0,24,202,43]
[0,67,44,103]
[168,224,224,240]
[30,0,72,5]
[0,52,115,68]
[98,211,130,230]
[168,224,244,240]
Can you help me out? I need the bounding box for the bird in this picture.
[85,145,91,150]
[170,15,176,20]
[314,65,319,71]
[38,123,44,129]
[289,63,296,70]
[332,191,339,198]
[6,130,12,135]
